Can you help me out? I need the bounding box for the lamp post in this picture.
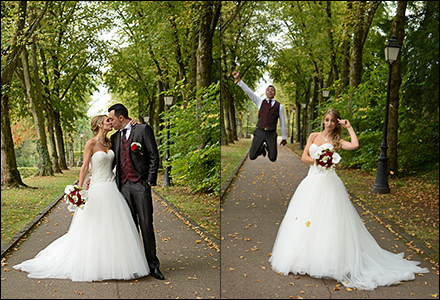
[143,112,150,124]
[299,100,307,150]
[246,107,250,137]
[322,88,329,100]
[163,94,173,187]
[290,107,296,144]
[80,132,83,164]
[372,36,401,194]
[320,88,330,131]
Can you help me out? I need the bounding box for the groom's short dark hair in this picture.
[108,103,129,119]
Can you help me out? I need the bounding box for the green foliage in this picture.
[318,64,387,172]
[158,83,220,194]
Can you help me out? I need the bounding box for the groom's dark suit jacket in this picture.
[111,124,160,189]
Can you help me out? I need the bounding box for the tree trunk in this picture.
[32,39,62,174]
[1,1,28,187]
[325,1,339,89]
[196,1,220,91]
[38,46,61,173]
[67,132,75,167]
[189,17,199,108]
[388,1,407,177]
[349,1,380,111]
[20,46,53,176]
[1,96,27,187]
[308,76,319,133]
[221,72,234,144]
[196,1,221,150]
[340,1,353,92]
[220,73,230,146]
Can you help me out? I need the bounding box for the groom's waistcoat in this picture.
[121,138,140,184]
[257,100,280,131]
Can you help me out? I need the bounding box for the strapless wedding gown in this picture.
[13,150,150,281]
[269,143,429,290]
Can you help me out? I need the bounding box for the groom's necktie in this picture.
[122,129,127,142]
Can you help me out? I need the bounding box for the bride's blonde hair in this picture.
[90,115,111,148]
[323,109,343,151]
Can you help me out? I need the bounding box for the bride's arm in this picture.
[78,140,94,188]
[301,132,318,165]
[339,119,359,151]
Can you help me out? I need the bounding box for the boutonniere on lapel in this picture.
[130,139,143,155]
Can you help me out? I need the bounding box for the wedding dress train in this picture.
[269,143,429,290]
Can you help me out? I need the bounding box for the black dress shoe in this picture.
[151,268,165,280]
[259,143,267,157]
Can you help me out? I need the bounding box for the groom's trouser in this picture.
[121,180,160,270]
[249,127,278,162]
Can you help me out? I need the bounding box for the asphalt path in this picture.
[1,189,220,299]
[220,139,439,299]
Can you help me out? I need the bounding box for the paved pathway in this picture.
[220,139,438,299]
[1,190,220,299]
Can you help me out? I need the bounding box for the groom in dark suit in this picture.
[107,103,164,280]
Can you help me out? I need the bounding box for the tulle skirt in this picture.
[269,166,429,290]
[13,180,150,282]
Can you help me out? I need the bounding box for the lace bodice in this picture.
[90,150,115,185]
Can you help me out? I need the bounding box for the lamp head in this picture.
[385,36,401,63]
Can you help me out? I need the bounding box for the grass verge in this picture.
[1,167,80,247]
[152,173,220,240]
[220,138,252,187]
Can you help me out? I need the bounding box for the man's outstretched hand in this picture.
[232,71,241,83]
[280,140,287,146]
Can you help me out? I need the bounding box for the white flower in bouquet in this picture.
[64,184,88,212]
[313,148,341,171]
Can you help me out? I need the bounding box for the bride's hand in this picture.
[338,119,352,129]
[129,118,138,126]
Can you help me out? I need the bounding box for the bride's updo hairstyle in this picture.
[323,109,343,151]
[90,115,111,148]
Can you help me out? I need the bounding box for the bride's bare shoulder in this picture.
[308,132,320,141]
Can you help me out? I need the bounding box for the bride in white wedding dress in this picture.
[13,115,149,282]
[270,109,429,290]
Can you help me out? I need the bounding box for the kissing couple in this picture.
[14,103,165,282]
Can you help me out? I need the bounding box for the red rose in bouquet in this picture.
[64,184,88,212]
[312,148,341,171]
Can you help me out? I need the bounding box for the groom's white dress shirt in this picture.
[121,124,132,140]
[237,80,287,140]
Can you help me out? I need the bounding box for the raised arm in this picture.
[232,70,263,108]
[339,119,359,151]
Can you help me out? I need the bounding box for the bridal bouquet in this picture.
[64,184,88,212]
[311,148,341,171]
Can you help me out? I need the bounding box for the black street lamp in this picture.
[322,88,329,100]
[299,100,307,150]
[321,88,330,130]
[163,94,173,187]
[80,132,83,164]
[143,112,150,124]
[246,107,250,137]
[290,107,296,144]
[372,36,401,194]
